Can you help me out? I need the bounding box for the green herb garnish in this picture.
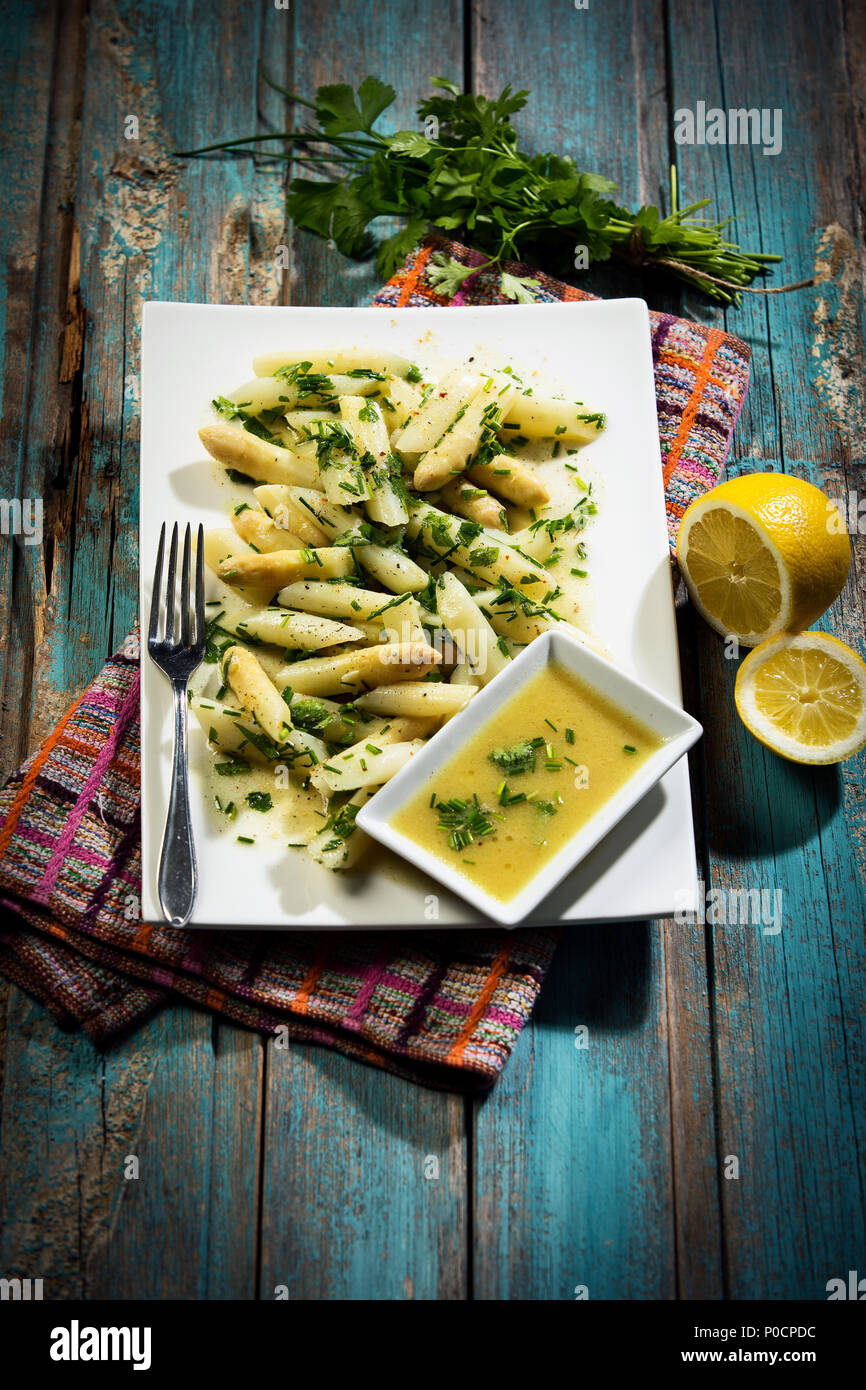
[433,793,496,852]
[488,739,538,776]
[215,758,251,776]
[291,697,332,732]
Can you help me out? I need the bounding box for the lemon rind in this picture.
[734,633,866,765]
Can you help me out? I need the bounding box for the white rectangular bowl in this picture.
[140,298,700,927]
[357,630,703,925]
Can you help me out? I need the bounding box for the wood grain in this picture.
[0,0,863,1302]
[669,0,866,1298]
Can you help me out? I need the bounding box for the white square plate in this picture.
[140,299,699,928]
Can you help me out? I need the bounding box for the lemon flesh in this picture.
[735,633,866,764]
[677,474,850,647]
[684,507,783,638]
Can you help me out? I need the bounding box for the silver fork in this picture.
[147,521,206,927]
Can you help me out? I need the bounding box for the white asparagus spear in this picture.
[353,682,477,718]
[219,608,364,651]
[440,478,508,530]
[218,548,355,588]
[354,544,429,593]
[199,423,320,488]
[380,376,423,432]
[277,581,422,627]
[227,372,380,411]
[201,528,276,608]
[407,500,552,592]
[435,572,510,686]
[231,504,304,553]
[312,737,427,793]
[413,377,516,491]
[224,646,293,745]
[467,455,549,507]
[393,365,483,455]
[273,641,438,697]
[340,397,408,527]
[501,396,605,441]
[253,349,414,379]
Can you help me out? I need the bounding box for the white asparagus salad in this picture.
[189,346,606,871]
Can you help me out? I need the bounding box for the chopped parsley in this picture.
[488,739,543,776]
[214,758,251,776]
[291,697,333,733]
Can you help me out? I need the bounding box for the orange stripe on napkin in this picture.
[131,921,157,952]
[293,948,332,1016]
[662,328,724,486]
[0,695,85,858]
[58,735,138,779]
[396,243,436,307]
[446,944,511,1066]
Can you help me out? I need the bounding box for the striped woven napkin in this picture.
[0,237,750,1089]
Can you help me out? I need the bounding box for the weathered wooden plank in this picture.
[0,0,73,776]
[0,988,261,1299]
[468,0,725,1300]
[669,0,866,1298]
[259,1043,467,1300]
[474,925,676,1300]
[666,600,726,1299]
[0,0,285,1298]
[255,0,469,1301]
[88,1012,262,1299]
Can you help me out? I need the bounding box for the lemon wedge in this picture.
[734,631,866,764]
[677,474,850,646]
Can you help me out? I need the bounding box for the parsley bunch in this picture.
[178,72,807,306]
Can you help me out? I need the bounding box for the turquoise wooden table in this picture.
[0,0,863,1300]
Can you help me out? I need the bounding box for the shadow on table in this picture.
[531,918,654,1034]
[705,751,843,860]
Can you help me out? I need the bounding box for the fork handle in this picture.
[158,681,197,927]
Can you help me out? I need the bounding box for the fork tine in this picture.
[180,523,192,646]
[148,522,166,643]
[164,523,179,642]
[194,523,205,648]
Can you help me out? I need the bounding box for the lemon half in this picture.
[677,474,850,646]
[735,632,866,764]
